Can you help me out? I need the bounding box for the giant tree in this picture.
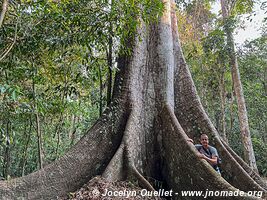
[0,0,266,199]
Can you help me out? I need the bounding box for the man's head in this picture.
[200,134,209,148]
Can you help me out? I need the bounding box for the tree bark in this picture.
[3,120,11,180]
[229,87,234,134]
[98,64,103,116]
[220,0,258,172]
[0,0,8,28]
[68,114,76,143]
[219,63,228,142]
[106,24,113,106]
[106,0,114,106]
[32,66,44,169]
[0,0,266,199]
[54,113,64,158]
[264,67,267,95]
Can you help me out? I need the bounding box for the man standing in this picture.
[195,134,221,174]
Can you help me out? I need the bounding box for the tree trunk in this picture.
[106,0,114,106]
[35,105,43,169]
[0,0,8,28]
[32,67,44,169]
[264,67,267,95]
[98,64,103,116]
[54,113,64,158]
[229,87,234,133]
[20,117,32,177]
[220,0,258,172]
[68,115,77,146]
[3,120,11,180]
[219,63,228,143]
[0,0,266,199]
[106,19,113,106]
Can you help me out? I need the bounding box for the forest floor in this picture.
[60,176,164,200]
[59,175,267,199]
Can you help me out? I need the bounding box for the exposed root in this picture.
[102,143,125,181]
[102,108,156,193]
[101,109,135,182]
[130,165,156,192]
[102,140,156,197]
[122,107,157,193]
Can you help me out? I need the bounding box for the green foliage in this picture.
[221,16,238,34]
[0,0,163,178]
[238,36,267,164]
[252,137,267,176]
[178,1,267,176]
[230,0,254,16]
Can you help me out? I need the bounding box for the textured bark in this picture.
[220,0,258,172]
[0,0,266,199]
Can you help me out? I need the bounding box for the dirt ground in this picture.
[60,177,165,200]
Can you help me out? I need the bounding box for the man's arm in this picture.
[198,146,219,165]
[199,154,218,165]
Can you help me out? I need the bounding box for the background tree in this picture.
[238,35,267,175]
[220,0,258,172]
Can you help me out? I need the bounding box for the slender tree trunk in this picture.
[229,87,234,133]
[3,120,11,180]
[32,66,44,169]
[220,0,258,172]
[107,25,113,106]
[215,110,220,131]
[68,114,76,139]
[68,113,78,146]
[0,0,8,28]
[35,106,43,169]
[53,68,70,157]
[55,113,64,158]
[20,117,32,176]
[219,63,228,142]
[106,0,114,106]
[98,65,103,116]
[264,67,267,95]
